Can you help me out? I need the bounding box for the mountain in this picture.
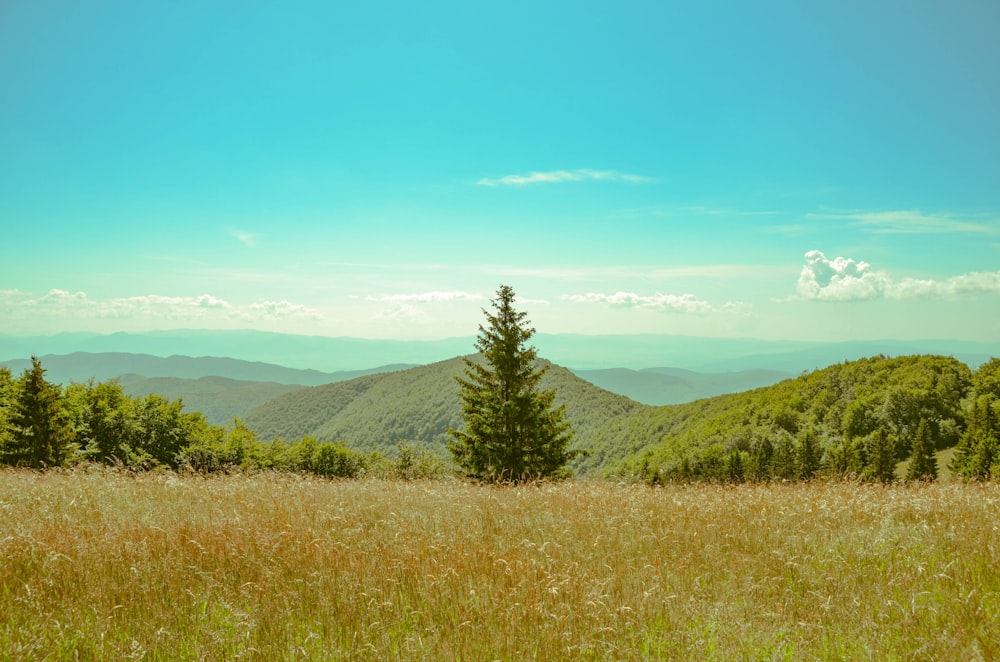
[116,375,305,426]
[0,331,472,372]
[0,352,412,387]
[571,367,793,406]
[2,330,996,373]
[241,356,649,474]
[240,353,988,478]
[610,354,976,479]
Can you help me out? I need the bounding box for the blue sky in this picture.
[2,0,999,342]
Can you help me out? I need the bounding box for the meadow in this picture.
[1,469,998,660]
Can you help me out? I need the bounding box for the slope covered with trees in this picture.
[242,356,647,471]
[614,354,975,481]
[4,353,997,482]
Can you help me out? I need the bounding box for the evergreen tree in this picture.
[2,357,74,468]
[906,419,938,481]
[771,433,798,480]
[726,448,745,483]
[0,367,14,451]
[797,428,821,480]
[865,427,897,483]
[448,285,576,482]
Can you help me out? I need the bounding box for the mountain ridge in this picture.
[2,330,995,373]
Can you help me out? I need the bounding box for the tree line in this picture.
[631,355,1000,484]
[0,356,446,479]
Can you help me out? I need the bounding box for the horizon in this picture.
[2,2,999,343]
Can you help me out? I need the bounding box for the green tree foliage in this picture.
[907,419,938,481]
[0,357,389,479]
[618,354,972,482]
[0,367,14,451]
[449,285,576,482]
[797,428,821,479]
[864,428,897,483]
[2,357,75,468]
[950,358,1000,480]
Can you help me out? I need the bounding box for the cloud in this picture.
[247,300,323,320]
[477,169,653,187]
[0,288,323,324]
[366,291,485,304]
[229,229,259,247]
[794,250,1000,301]
[810,209,999,235]
[561,291,749,316]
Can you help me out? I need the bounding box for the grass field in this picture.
[1,469,999,660]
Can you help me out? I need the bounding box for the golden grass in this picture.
[1,469,999,660]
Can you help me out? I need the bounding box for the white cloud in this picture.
[810,209,999,235]
[561,291,749,316]
[366,291,485,304]
[0,288,325,324]
[229,229,259,247]
[477,169,653,187]
[247,300,323,320]
[794,250,1000,301]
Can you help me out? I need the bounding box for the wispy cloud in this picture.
[610,205,777,220]
[365,291,485,304]
[229,229,259,247]
[0,289,322,322]
[561,291,751,316]
[477,169,653,187]
[810,209,999,235]
[792,249,1000,301]
[246,300,323,320]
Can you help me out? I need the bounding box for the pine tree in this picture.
[2,357,75,468]
[797,428,821,480]
[906,419,938,481]
[865,427,897,483]
[448,285,576,482]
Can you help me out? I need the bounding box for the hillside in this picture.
[572,366,792,405]
[611,354,978,480]
[3,330,996,373]
[0,352,412,387]
[242,356,649,472]
[240,353,993,478]
[117,375,305,426]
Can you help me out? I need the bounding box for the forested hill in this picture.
[614,354,994,481]
[242,356,648,472]
[242,353,998,478]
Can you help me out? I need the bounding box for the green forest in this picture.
[2,353,999,483]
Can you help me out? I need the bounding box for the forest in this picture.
[1,353,999,483]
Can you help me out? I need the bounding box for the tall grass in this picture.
[1,469,998,660]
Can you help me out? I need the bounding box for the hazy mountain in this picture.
[0,331,471,372]
[571,367,794,406]
[239,352,985,477]
[117,375,305,426]
[0,352,412,387]
[241,356,648,473]
[2,330,995,374]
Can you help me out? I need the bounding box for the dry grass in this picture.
[1,469,999,660]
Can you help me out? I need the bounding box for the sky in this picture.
[2,0,999,343]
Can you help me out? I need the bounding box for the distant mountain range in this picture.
[0,352,796,422]
[1,347,988,477]
[239,356,647,475]
[571,367,794,406]
[0,351,411,387]
[2,330,996,373]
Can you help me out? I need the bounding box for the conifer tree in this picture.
[906,419,938,481]
[865,427,897,483]
[448,285,576,482]
[2,357,74,468]
[797,428,821,479]
[0,367,14,452]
